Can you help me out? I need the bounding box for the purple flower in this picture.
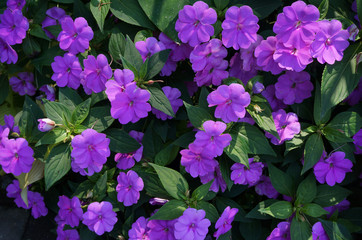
[194,60,229,86]
[214,206,238,239]
[83,54,112,93]
[345,79,362,105]
[324,199,350,217]
[273,42,313,72]
[174,208,211,240]
[38,118,56,132]
[255,175,279,199]
[57,196,83,227]
[265,109,301,145]
[347,24,359,42]
[28,191,48,219]
[311,20,350,65]
[351,1,360,24]
[147,219,176,240]
[0,126,9,147]
[116,170,144,206]
[4,114,20,134]
[221,6,260,50]
[229,52,257,85]
[82,201,117,235]
[9,72,36,96]
[312,222,328,240]
[149,198,169,206]
[262,85,287,111]
[0,137,34,176]
[6,179,28,209]
[207,83,251,123]
[0,38,17,64]
[239,35,263,72]
[51,53,82,89]
[58,16,94,54]
[275,71,314,105]
[57,228,80,240]
[175,1,217,47]
[200,165,227,193]
[252,82,265,94]
[353,129,362,154]
[38,84,56,101]
[230,158,264,186]
[266,221,291,240]
[254,36,284,75]
[273,1,319,49]
[71,129,110,175]
[0,9,29,45]
[115,131,143,170]
[7,0,25,10]
[42,7,67,39]
[152,86,183,120]
[129,216,150,240]
[314,151,353,186]
[105,69,135,102]
[135,37,166,62]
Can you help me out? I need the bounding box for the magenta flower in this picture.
[57,196,83,227]
[129,216,150,240]
[214,206,238,239]
[0,9,29,45]
[0,38,17,64]
[311,20,350,65]
[135,37,166,62]
[221,6,259,50]
[28,191,48,219]
[71,129,110,175]
[37,118,56,132]
[274,42,313,72]
[51,53,82,89]
[353,129,362,154]
[7,0,25,10]
[9,72,36,96]
[229,52,257,85]
[4,114,20,134]
[207,83,251,123]
[231,158,264,186]
[105,69,135,102]
[273,1,319,49]
[254,36,284,75]
[312,222,328,240]
[175,1,217,47]
[265,109,301,145]
[275,71,314,105]
[314,151,353,186]
[38,84,56,101]
[152,86,183,120]
[174,208,211,240]
[255,175,279,199]
[266,221,291,240]
[6,179,28,209]
[58,16,94,54]
[82,201,117,235]
[262,85,287,111]
[83,54,112,93]
[116,170,144,206]
[194,60,229,86]
[147,219,176,240]
[200,165,227,193]
[42,7,67,39]
[115,130,143,170]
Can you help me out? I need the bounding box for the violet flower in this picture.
[105,69,135,102]
[194,60,229,87]
[147,219,176,240]
[231,158,264,186]
[28,191,48,219]
[353,129,362,154]
[312,222,328,240]
[135,37,166,62]
[200,165,227,193]
[0,38,18,64]
[57,196,83,227]
[38,118,56,132]
[174,208,211,240]
[266,221,291,240]
[239,34,263,71]
[0,9,29,45]
[51,53,82,89]
[82,201,117,235]
[7,0,25,10]
[42,7,67,39]
[6,179,28,209]
[116,170,144,206]
[4,114,20,134]
[115,131,144,170]
[262,85,287,111]
[254,36,284,75]
[129,216,150,240]
[9,72,36,96]
[214,206,238,239]
[152,86,183,120]
[38,84,56,101]
[229,52,257,85]
[255,175,279,199]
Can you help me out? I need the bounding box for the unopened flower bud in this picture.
[149,197,169,206]
[37,118,55,132]
[252,82,265,94]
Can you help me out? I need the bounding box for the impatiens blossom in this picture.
[115,130,143,170]
[28,191,48,219]
[311,20,350,65]
[152,86,183,120]
[105,69,135,102]
[56,228,80,240]
[149,198,169,206]
[221,6,260,50]
[174,208,211,240]
[0,9,29,45]
[51,53,82,89]
[135,37,166,62]
[266,221,291,240]
[207,83,251,123]
[0,137,34,176]
[7,0,25,10]
[255,175,279,199]
[4,114,20,134]
[82,54,113,93]
[312,222,328,240]
[345,79,362,105]
[38,118,56,132]
[347,24,359,41]
[0,38,18,64]
[116,170,144,206]
[254,36,284,75]
[275,71,314,105]
[273,1,319,49]
[229,52,257,84]
[9,72,36,96]
[273,42,313,72]
[58,16,94,54]
[38,84,56,101]
[147,219,176,240]
[214,207,238,239]
[265,109,301,145]
[194,60,229,86]
[353,129,362,154]
[314,151,353,186]
[6,179,28,209]
[42,7,67,39]
[129,216,150,240]
[230,158,264,186]
[0,126,9,146]
[252,82,265,94]
[175,1,217,47]
[82,201,117,235]
[57,196,83,227]
[200,165,227,193]
[262,85,287,111]
[239,34,263,71]
[71,129,110,175]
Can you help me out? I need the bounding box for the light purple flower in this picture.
[353,129,362,154]
[255,175,279,199]
[207,83,251,123]
[314,151,353,186]
[175,1,217,47]
[239,34,263,71]
[262,85,287,111]
[38,118,56,132]
[38,84,56,101]
[28,191,48,219]
[275,71,314,105]
[214,206,238,239]
[200,165,227,193]
[231,158,264,186]
[147,219,176,240]
[82,201,117,235]
[254,36,284,75]
[229,52,257,85]
[42,7,67,39]
[83,54,112,93]
[105,69,135,102]
[135,37,166,62]
[116,170,144,206]
[194,60,229,87]
[266,221,291,240]
[0,9,29,45]
[0,126,10,147]
[149,198,169,206]
[57,195,83,227]
[221,6,259,50]
[115,131,143,170]
[152,86,183,120]
[6,179,28,209]
[9,72,36,96]
[174,208,211,240]
[0,38,17,64]
[129,216,150,240]
[58,16,94,54]
[7,0,26,10]
[51,53,82,89]
[312,222,328,240]
[4,114,20,134]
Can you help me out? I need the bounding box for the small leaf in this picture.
[322,127,353,143]
[109,31,126,62]
[268,164,296,197]
[148,85,175,117]
[246,199,278,220]
[191,180,213,201]
[93,171,108,201]
[59,87,83,111]
[314,185,351,207]
[183,101,213,129]
[123,35,144,71]
[146,49,171,79]
[290,217,311,240]
[149,200,187,220]
[302,133,324,174]
[196,201,219,223]
[302,203,329,217]
[104,128,141,153]
[320,219,353,240]
[261,201,293,219]
[326,111,362,137]
[35,128,68,147]
[296,174,317,204]
[43,100,71,125]
[72,98,92,125]
[318,0,329,19]
[90,0,111,32]
[214,0,229,10]
[82,106,114,132]
[155,144,179,166]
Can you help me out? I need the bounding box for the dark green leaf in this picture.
[134,29,153,42]
[191,180,213,201]
[232,0,282,20]
[214,0,229,10]
[155,144,179,166]
[196,201,219,222]
[35,128,68,147]
[268,164,296,196]
[146,49,171,79]
[326,111,362,137]
[82,106,114,132]
[245,199,278,220]
[0,75,9,105]
[296,174,317,204]
[109,32,126,62]
[93,172,108,201]
[261,201,293,219]
[290,217,311,240]
[44,25,62,39]
[32,46,64,72]
[302,133,324,174]
[90,0,111,32]
[71,98,92,125]
[59,87,83,111]
[303,203,328,217]
[183,101,213,129]
[219,155,233,191]
[149,200,187,220]
[22,37,41,57]
[320,219,353,240]
[323,127,353,143]
[314,185,351,207]
[43,100,71,125]
[104,128,141,153]
[318,0,329,19]
[357,0,362,26]
[29,24,50,41]
[73,180,94,198]
[19,96,44,141]
[148,85,175,117]
[314,81,331,125]
[136,169,171,199]
[123,35,144,71]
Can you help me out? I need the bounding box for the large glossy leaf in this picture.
[326,111,362,137]
[148,84,175,117]
[302,133,324,174]
[90,0,110,32]
[104,128,141,153]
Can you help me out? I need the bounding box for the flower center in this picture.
[281,125,287,129]
[226,99,232,105]
[129,101,134,106]
[88,145,94,151]
[193,20,200,27]
[14,153,19,160]
[237,23,243,30]
[295,20,302,29]
[73,33,78,39]
[98,215,102,220]
[291,83,296,88]
[291,48,298,55]
[325,38,331,46]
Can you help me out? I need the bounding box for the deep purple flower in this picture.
[347,24,359,41]
[200,165,227,193]
[229,52,257,85]
[0,126,9,147]
[147,219,176,240]
[353,129,362,154]
[71,129,110,175]
[57,196,83,227]
[83,54,112,93]
[129,216,150,240]
[57,228,80,240]
[231,158,264,186]
[207,83,251,123]
[194,60,229,86]
[351,1,360,23]
[254,36,284,75]
[135,37,166,62]
[0,9,29,45]
[0,38,17,64]
[275,71,314,105]
[175,1,217,47]
[266,221,291,240]
[0,137,34,176]
[345,79,362,105]
[152,86,183,120]
[28,191,48,219]
[273,1,319,49]
[38,84,56,101]
[239,34,263,72]
[9,72,36,96]
[115,130,143,170]
[4,114,20,134]
[262,85,287,111]
[174,208,211,240]
[324,199,350,218]
[58,16,94,54]
[312,222,328,240]
[221,6,259,50]
[116,170,144,206]
[311,20,350,64]
[274,42,313,72]
[314,151,353,186]
[255,175,279,199]
[42,7,67,39]
[6,179,28,209]
[82,201,117,235]
[214,206,238,239]
[105,69,135,102]
[252,82,265,94]
[265,109,301,145]
[7,0,25,10]
[51,53,82,89]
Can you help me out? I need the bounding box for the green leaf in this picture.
[146,49,171,79]
[268,164,296,197]
[104,128,141,153]
[136,169,171,199]
[73,180,94,198]
[261,201,293,219]
[245,199,278,220]
[302,203,328,217]
[123,35,144,72]
[196,201,219,222]
[43,100,71,125]
[148,85,175,117]
[44,25,62,39]
[233,0,282,20]
[320,220,352,240]
[322,127,353,143]
[320,43,362,118]
[109,31,126,62]
[314,185,351,207]
[219,155,233,191]
[191,180,213,201]
[44,143,71,190]
[149,163,189,200]
[82,106,114,132]
[29,24,50,41]
[318,0,329,19]
[22,37,41,57]
[90,0,111,32]
[326,111,362,137]
[296,174,317,204]
[149,200,187,220]
[35,128,68,147]
[290,217,311,240]
[183,101,213,129]
[59,87,83,112]
[314,81,331,125]
[302,133,324,174]
[357,0,362,26]
[71,98,92,125]
[19,96,44,141]
[0,75,9,105]
[134,29,153,42]
[155,144,179,166]
[214,0,229,10]
[285,130,309,155]
[32,46,64,72]
[93,172,108,201]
